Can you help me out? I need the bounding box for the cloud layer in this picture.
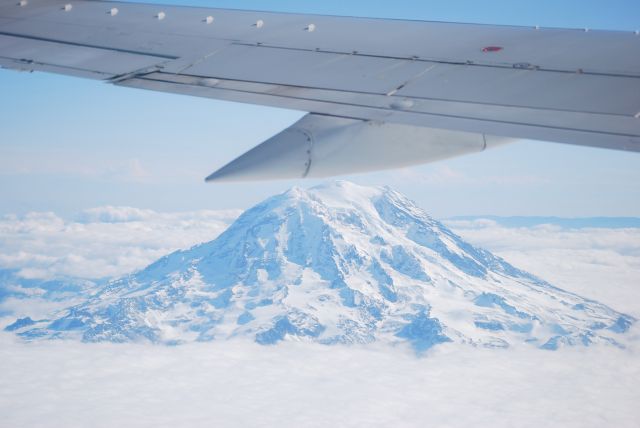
[0,333,638,428]
[0,207,239,280]
[445,219,640,317]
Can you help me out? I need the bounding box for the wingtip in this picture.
[204,170,224,183]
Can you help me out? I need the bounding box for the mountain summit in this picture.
[10,181,633,351]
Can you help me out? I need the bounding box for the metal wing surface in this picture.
[1,0,639,180]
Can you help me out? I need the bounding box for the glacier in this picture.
[6,181,634,351]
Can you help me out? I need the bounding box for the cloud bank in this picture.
[445,219,640,317]
[0,207,240,280]
[0,332,638,428]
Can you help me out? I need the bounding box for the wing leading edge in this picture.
[1,0,639,180]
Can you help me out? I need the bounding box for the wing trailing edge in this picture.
[205,114,511,182]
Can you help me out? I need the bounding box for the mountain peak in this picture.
[279,180,389,210]
[8,181,634,351]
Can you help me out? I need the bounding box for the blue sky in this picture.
[1,0,639,218]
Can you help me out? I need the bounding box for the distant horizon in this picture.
[4,202,640,225]
[3,177,640,224]
[445,216,640,229]
[3,199,640,226]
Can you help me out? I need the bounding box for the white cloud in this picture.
[77,206,157,223]
[0,296,83,320]
[446,220,640,317]
[0,208,240,280]
[0,332,638,428]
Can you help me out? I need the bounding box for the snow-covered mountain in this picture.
[8,182,634,351]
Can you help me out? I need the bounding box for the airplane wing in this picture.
[1,0,639,181]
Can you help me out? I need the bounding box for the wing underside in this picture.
[1,0,639,179]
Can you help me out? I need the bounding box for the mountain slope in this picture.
[9,182,634,351]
